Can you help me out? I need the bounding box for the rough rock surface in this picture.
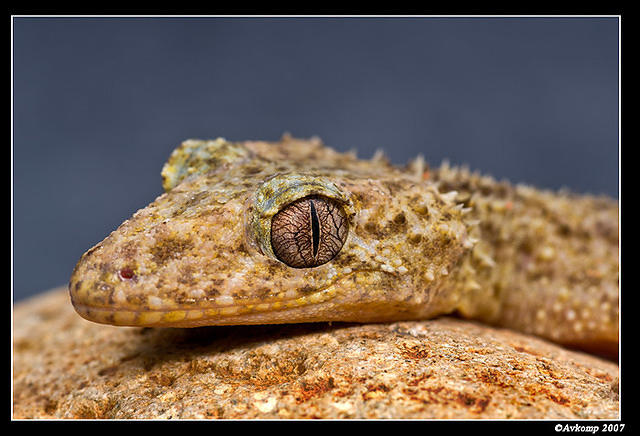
[13,287,619,419]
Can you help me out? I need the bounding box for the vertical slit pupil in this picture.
[309,199,320,257]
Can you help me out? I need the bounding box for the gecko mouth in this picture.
[71,269,390,327]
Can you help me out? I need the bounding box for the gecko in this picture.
[69,135,619,357]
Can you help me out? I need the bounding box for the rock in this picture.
[13,287,619,419]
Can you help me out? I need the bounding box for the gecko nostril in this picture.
[118,268,135,280]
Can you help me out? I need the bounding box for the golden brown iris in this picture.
[271,195,348,268]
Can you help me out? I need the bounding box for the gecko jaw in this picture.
[71,285,337,327]
[70,268,394,327]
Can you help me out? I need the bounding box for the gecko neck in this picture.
[429,165,618,356]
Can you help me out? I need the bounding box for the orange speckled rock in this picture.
[13,287,619,419]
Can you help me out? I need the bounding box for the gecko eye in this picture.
[271,195,348,268]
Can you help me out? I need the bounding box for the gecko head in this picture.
[69,138,472,327]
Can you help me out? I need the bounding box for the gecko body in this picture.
[69,136,619,356]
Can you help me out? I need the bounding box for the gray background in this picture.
[13,17,619,302]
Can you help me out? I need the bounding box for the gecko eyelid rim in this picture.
[248,174,354,265]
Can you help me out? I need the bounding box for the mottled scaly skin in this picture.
[69,136,619,356]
